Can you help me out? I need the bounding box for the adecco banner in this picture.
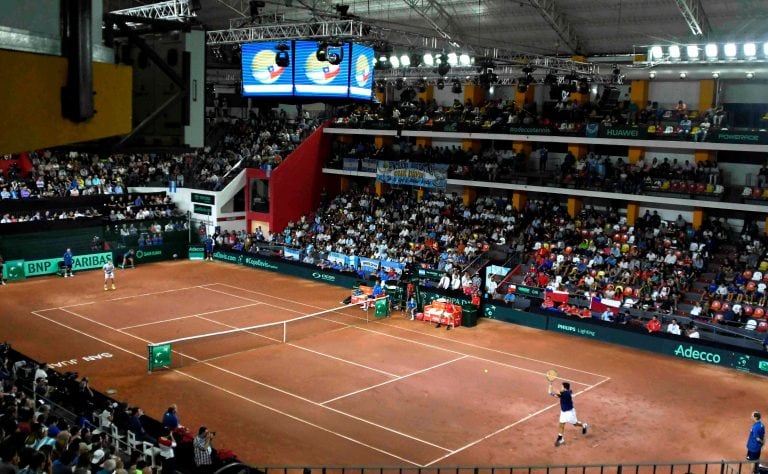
[547,315,768,376]
[24,252,112,277]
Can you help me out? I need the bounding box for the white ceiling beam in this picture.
[672,0,711,36]
[526,0,583,54]
[401,0,467,47]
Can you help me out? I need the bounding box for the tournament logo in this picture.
[304,53,340,85]
[251,50,285,84]
[354,54,371,87]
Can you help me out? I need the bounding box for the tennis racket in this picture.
[545,369,559,382]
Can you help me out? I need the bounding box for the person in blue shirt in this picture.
[747,411,765,469]
[62,248,74,277]
[121,249,135,269]
[162,404,181,430]
[549,381,588,447]
[406,296,417,320]
[204,235,214,261]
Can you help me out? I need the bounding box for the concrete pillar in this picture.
[416,188,424,201]
[417,84,434,104]
[626,201,639,226]
[628,147,645,165]
[694,150,713,163]
[374,135,392,148]
[463,83,485,108]
[514,84,535,110]
[692,207,704,230]
[699,79,715,114]
[463,139,481,153]
[568,144,588,159]
[567,196,583,219]
[513,191,527,211]
[415,137,432,147]
[630,79,649,110]
[463,186,477,207]
[375,181,388,196]
[375,89,385,104]
[340,176,351,192]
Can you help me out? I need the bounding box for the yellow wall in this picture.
[463,84,485,107]
[514,85,535,109]
[628,147,645,164]
[699,79,715,113]
[630,80,649,108]
[0,50,132,154]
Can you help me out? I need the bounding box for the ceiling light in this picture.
[447,52,458,66]
[679,72,687,79]
[389,55,400,68]
[746,72,755,79]
[650,46,663,59]
[668,45,681,58]
[686,45,699,59]
[423,53,434,66]
[744,43,757,58]
[400,54,410,67]
[705,43,718,58]
[724,43,737,58]
[649,71,656,79]
[459,53,470,66]
[712,72,720,78]
[378,54,388,63]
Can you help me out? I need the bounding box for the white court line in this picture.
[190,313,397,377]
[118,303,263,330]
[210,283,611,380]
[321,355,468,405]
[48,304,452,454]
[422,376,612,466]
[35,284,209,312]
[200,285,598,385]
[27,309,422,466]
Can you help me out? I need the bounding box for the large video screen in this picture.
[349,44,374,100]
[294,41,350,97]
[241,42,294,96]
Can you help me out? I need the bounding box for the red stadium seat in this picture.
[710,300,722,311]
[754,307,765,319]
[758,320,768,332]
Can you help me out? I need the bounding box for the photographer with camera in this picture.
[193,426,216,474]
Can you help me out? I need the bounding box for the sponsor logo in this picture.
[719,133,759,142]
[758,360,768,372]
[354,54,371,87]
[136,249,162,259]
[484,304,497,317]
[673,344,721,364]
[311,272,336,282]
[305,53,341,84]
[244,256,276,270]
[213,251,239,263]
[251,50,286,84]
[73,253,111,269]
[605,128,640,138]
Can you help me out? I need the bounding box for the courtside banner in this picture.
[381,260,405,275]
[359,257,380,273]
[283,247,301,260]
[376,161,448,189]
[24,251,112,277]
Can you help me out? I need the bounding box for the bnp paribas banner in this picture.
[376,161,448,189]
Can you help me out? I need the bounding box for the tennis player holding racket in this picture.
[547,370,588,447]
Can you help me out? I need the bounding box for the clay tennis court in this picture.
[2,260,764,467]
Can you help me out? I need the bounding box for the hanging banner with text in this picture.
[376,161,448,189]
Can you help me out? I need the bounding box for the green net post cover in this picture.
[5,260,25,281]
[148,343,172,372]
[374,298,389,318]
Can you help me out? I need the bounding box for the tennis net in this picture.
[147,296,389,372]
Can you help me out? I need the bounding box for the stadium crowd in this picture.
[330,139,724,196]
[0,343,231,474]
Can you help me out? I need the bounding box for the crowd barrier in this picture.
[208,247,768,378]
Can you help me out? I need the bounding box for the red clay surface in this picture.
[2,260,765,467]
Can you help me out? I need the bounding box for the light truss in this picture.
[374,65,611,83]
[672,0,711,36]
[110,0,195,21]
[205,20,599,76]
[206,19,366,45]
[527,0,582,53]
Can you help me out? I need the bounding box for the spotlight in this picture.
[679,72,687,79]
[451,79,462,94]
[400,54,410,67]
[376,80,386,93]
[335,4,350,17]
[327,48,343,66]
[416,78,427,93]
[650,46,663,59]
[744,43,757,58]
[712,72,720,79]
[437,62,451,76]
[724,43,737,58]
[686,45,699,59]
[705,43,718,58]
[668,45,681,59]
[517,78,528,93]
[764,42,768,57]
[423,53,434,66]
[389,54,400,68]
[378,54,388,63]
[395,78,404,90]
[459,53,471,66]
[543,72,558,85]
[275,42,290,67]
[447,52,458,66]
[316,41,328,61]
[436,79,445,90]
[649,71,656,80]
[747,72,755,79]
